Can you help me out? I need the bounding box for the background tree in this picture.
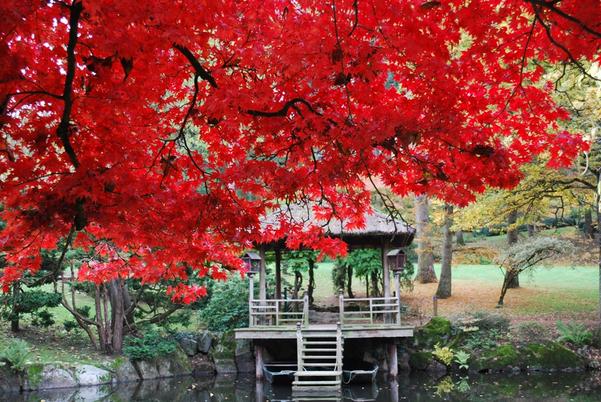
[415,195,437,284]
[496,237,574,307]
[436,204,454,299]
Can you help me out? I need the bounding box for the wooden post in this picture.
[296,322,303,371]
[259,247,267,301]
[248,273,255,327]
[433,295,438,317]
[275,247,282,299]
[388,342,398,377]
[338,289,344,325]
[390,378,399,402]
[394,272,401,325]
[303,293,309,326]
[382,243,391,299]
[382,243,391,323]
[255,344,264,380]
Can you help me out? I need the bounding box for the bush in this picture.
[0,339,30,372]
[199,276,248,332]
[515,322,548,344]
[432,344,454,366]
[471,311,510,333]
[123,331,177,361]
[31,310,55,328]
[63,320,80,333]
[556,321,592,346]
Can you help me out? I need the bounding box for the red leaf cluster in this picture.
[0,0,598,293]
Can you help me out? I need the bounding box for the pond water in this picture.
[7,372,601,401]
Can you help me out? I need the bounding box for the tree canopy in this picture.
[1,0,599,302]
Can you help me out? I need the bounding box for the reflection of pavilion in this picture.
[235,205,416,390]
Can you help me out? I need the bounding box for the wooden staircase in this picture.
[292,322,343,394]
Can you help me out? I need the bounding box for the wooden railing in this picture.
[249,294,308,327]
[338,293,401,325]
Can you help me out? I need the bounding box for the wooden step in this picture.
[303,341,337,345]
[295,371,341,376]
[302,355,338,359]
[293,380,341,386]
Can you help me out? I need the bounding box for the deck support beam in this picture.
[255,344,264,380]
[388,342,398,377]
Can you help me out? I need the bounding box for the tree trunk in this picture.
[10,282,20,332]
[370,271,380,297]
[346,265,354,298]
[293,271,303,299]
[365,275,369,298]
[456,230,465,246]
[308,259,315,306]
[584,208,593,239]
[108,280,125,355]
[436,205,453,299]
[506,209,520,288]
[275,248,282,299]
[497,268,517,307]
[595,172,601,326]
[527,224,535,237]
[414,195,437,283]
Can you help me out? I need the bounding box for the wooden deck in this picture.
[235,323,414,340]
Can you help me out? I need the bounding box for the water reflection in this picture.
[5,371,601,401]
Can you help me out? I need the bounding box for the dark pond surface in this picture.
[5,372,601,401]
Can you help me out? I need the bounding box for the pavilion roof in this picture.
[258,204,415,249]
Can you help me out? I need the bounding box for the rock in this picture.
[197,331,213,354]
[191,354,216,377]
[73,364,112,386]
[409,351,433,371]
[0,364,21,393]
[235,339,254,373]
[214,358,237,374]
[135,360,160,380]
[426,360,448,376]
[177,335,199,357]
[415,317,453,349]
[36,364,77,390]
[112,358,140,383]
[157,347,193,378]
[473,344,520,372]
[524,342,585,371]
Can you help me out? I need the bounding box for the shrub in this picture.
[0,339,30,372]
[515,321,548,344]
[123,331,177,361]
[31,310,55,328]
[63,320,80,333]
[433,344,454,366]
[199,276,248,332]
[471,311,510,333]
[556,321,592,346]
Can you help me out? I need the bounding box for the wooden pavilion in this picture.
[235,205,416,391]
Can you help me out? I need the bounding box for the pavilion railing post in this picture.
[296,322,303,372]
[338,289,344,325]
[394,272,401,325]
[303,293,309,326]
[248,273,254,327]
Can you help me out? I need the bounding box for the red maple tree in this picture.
[0,0,599,344]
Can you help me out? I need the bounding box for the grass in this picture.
[279,262,599,319]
